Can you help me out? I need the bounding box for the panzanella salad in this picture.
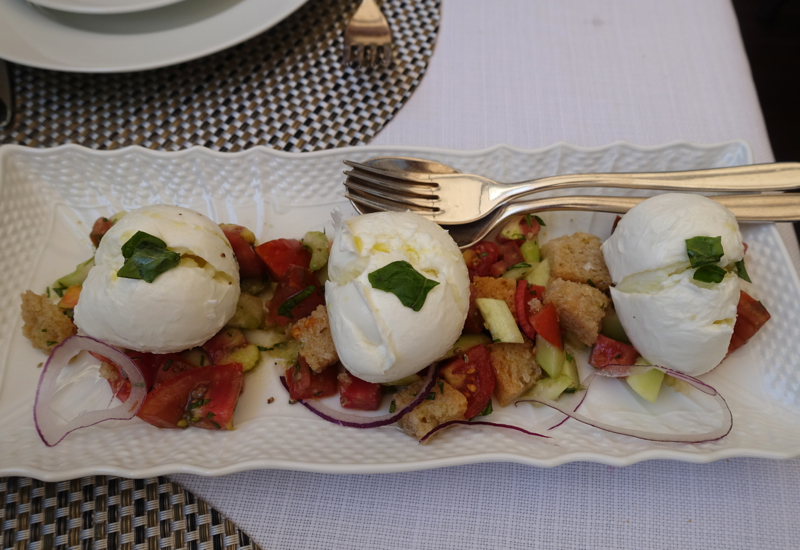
[20,196,770,446]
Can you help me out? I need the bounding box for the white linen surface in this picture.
[173,0,800,548]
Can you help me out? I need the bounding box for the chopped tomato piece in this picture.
[464,283,486,334]
[90,216,115,248]
[529,302,563,349]
[267,265,325,326]
[440,344,496,419]
[610,215,622,234]
[728,291,771,354]
[137,363,244,430]
[92,349,166,402]
[285,356,338,400]
[58,285,81,310]
[515,281,546,340]
[339,371,383,410]
[220,224,268,279]
[490,242,526,277]
[202,327,248,364]
[254,238,311,279]
[589,334,639,368]
[463,241,499,279]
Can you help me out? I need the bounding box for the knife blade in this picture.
[0,59,13,129]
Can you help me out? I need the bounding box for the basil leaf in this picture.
[685,236,724,268]
[478,401,493,416]
[368,260,440,312]
[278,285,316,318]
[525,213,533,227]
[121,231,167,259]
[693,264,726,284]
[534,215,546,227]
[117,239,180,283]
[736,258,751,283]
[508,262,531,270]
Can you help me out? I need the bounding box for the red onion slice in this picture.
[419,420,550,443]
[517,364,733,444]
[34,335,146,447]
[279,366,437,428]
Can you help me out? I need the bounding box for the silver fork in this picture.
[343,0,393,68]
[343,159,800,225]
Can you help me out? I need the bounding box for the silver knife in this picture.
[0,59,13,129]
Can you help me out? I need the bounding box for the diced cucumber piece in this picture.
[241,277,270,296]
[527,374,574,405]
[626,368,664,403]
[55,257,95,289]
[501,264,532,280]
[562,353,580,389]
[227,343,262,372]
[227,294,266,329]
[535,333,565,378]
[499,216,527,241]
[439,333,492,360]
[601,307,631,344]
[303,231,330,271]
[475,298,524,343]
[381,374,422,387]
[525,257,550,287]
[262,339,300,364]
[520,237,540,263]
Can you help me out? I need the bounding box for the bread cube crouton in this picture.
[488,341,542,407]
[290,305,339,372]
[20,290,77,354]
[540,232,612,291]
[472,276,517,321]
[545,278,610,346]
[395,379,467,441]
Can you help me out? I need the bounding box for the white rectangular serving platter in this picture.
[1,141,800,481]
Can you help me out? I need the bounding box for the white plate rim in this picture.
[25,0,186,16]
[3,141,800,481]
[0,0,310,73]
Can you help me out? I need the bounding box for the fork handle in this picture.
[502,193,800,222]
[498,163,800,203]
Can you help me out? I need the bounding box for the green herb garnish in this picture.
[46,341,56,347]
[206,412,216,418]
[534,215,546,227]
[425,392,436,400]
[210,421,222,429]
[685,236,724,269]
[525,213,533,227]
[438,380,445,394]
[278,285,317,318]
[46,287,51,298]
[117,231,180,283]
[736,258,751,283]
[368,260,440,312]
[508,262,531,270]
[565,352,573,363]
[694,265,727,284]
[587,279,596,288]
[478,401,493,416]
[52,286,66,298]
[163,359,173,371]
[389,400,396,413]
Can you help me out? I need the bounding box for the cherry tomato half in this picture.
[440,344,496,419]
[285,356,338,400]
[515,281,546,340]
[728,290,770,354]
[529,302,563,349]
[220,224,268,279]
[254,238,311,280]
[589,334,639,368]
[137,363,244,430]
[268,265,325,326]
[463,241,499,279]
[339,370,383,410]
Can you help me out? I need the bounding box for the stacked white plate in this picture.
[0,0,310,72]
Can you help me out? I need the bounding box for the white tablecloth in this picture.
[173,1,800,548]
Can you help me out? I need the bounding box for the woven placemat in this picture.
[0,476,261,550]
[0,0,440,152]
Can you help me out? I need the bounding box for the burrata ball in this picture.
[601,193,744,375]
[325,211,470,383]
[74,205,240,353]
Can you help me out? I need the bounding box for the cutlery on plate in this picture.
[343,0,393,68]
[0,60,13,129]
[343,158,800,225]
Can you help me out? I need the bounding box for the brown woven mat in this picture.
[0,0,440,152]
[0,476,261,550]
